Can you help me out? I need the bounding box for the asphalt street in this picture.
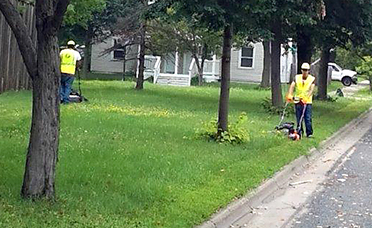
[288,127,372,228]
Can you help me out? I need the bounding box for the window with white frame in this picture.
[112,38,125,60]
[240,46,254,68]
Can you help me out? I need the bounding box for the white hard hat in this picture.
[301,62,310,70]
[67,40,75,46]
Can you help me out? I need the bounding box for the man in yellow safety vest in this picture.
[286,62,316,138]
[60,40,82,104]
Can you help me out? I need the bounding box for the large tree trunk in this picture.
[136,24,145,90]
[296,27,313,74]
[1,0,69,199]
[22,35,60,198]
[317,47,331,100]
[270,21,283,107]
[217,24,232,134]
[260,40,271,88]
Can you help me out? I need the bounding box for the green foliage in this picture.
[261,97,294,115]
[335,46,363,71]
[196,113,250,144]
[16,5,27,14]
[315,0,372,49]
[356,56,372,77]
[59,0,130,45]
[190,76,200,86]
[147,19,222,60]
[63,0,106,28]
[356,56,372,91]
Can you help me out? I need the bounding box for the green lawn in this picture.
[0,80,370,228]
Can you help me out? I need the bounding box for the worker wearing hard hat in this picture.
[59,40,82,104]
[286,62,316,138]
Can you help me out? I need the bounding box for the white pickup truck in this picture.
[328,62,358,86]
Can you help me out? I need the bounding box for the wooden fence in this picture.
[0,1,35,93]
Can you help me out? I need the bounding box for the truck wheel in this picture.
[342,77,352,86]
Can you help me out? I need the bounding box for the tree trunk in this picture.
[217,24,232,134]
[369,75,372,91]
[193,55,204,86]
[199,58,205,86]
[21,7,64,198]
[317,47,331,100]
[122,48,126,81]
[289,62,297,83]
[136,24,145,90]
[296,27,313,74]
[260,40,271,88]
[22,36,60,198]
[198,44,209,86]
[82,26,93,79]
[271,21,283,107]
[177,51,184,74]
[1,0,69,199]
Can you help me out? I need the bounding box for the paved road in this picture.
[288,128,372,228]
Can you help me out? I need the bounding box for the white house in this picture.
[90,38,296,85]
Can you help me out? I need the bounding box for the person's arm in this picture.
[75,51,82,69]
[307,83,315,97]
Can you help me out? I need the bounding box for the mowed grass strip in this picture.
[0,81,371,228]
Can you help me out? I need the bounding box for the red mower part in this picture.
[289,132,300,141]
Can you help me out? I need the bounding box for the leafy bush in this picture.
[190,76,199,86]
[196,112,250,144]
[335,47,363,71]
[261,97,295,115]
[190,75,206,86]
[356,56,372,91]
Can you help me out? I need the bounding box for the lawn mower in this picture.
[69,69,88,103]
[275,98,307,141]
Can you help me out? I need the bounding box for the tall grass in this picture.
[0,81,370,228]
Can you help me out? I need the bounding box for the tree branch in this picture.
[0,0,37,79]
[52,0,70,31]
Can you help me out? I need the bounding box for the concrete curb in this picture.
[196,107,372,228]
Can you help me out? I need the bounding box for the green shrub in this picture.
[261,97,295,115]
[356,56,372,91]
[196,112,250,144]
[191,75,206,86]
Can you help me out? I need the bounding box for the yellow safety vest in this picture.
[295,74,315,104]
[60,49,78,75]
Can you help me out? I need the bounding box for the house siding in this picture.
[91,37,138,74]
[230,43,264,83]
[90,40,295,83]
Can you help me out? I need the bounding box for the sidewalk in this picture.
[196,81,371,228]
